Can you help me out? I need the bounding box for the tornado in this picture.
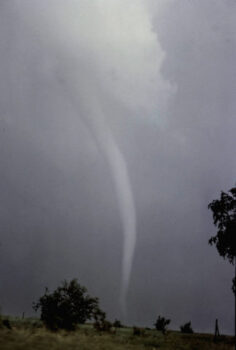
[11,0,173,321]
[85,106,136,319]
[67,87,136,319]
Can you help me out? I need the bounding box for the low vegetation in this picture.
[154,315,171,334]
[1,279,233,349]
[180,321,194,334]
[0,317,234,350]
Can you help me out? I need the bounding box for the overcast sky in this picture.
[0,0,235,334]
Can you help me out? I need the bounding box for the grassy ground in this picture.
[0,317,234,350]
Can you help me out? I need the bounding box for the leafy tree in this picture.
[180,321,194,334]
[154,315,171,334]
[33,279,99,331]
[208,187,236,292]
[208,186,236,337]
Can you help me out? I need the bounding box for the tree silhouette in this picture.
[180,321,194,334]
[33,279,99,331]
[154,315,171,334]
[208,186,236,338]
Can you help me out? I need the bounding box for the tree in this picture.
[180,321,194,334]
[154,315,171,334]
[208,186,236,337]
[93,308,112,332]
[33,279,99,331]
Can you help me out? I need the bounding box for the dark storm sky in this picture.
[0,0,235,334]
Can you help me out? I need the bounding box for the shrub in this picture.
[33,279,99,331]
[93,309,112,332]
[113,319,122,328]
[2,319,11,330]
[133,326,146,336]
[180,321,194,334]
[133,326,141,336]
[154,315,171,334]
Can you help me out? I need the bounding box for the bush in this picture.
[2,319,11,330]
[33,279,99,331]
[133,326,143,336]
[0,310,11,330]
[113,319,123,328]
[154,315,171,334]
[180,321,194,334]
[93,309,112,332]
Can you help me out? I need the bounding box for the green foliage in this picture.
[0,311,11,330]
[33,279,99,331]
[133,326,145,336]
[93,308,112,332]
[0,321,235,350]
[232,276,236,295]
[154,315,171,334]
[208,187,236,264]
[133,326,141,336]
[180,321,194,334]
[208,187,236,294]
[2,319,11,330]
[113,319,123,328]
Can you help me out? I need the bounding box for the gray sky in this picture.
[0,0,235,334]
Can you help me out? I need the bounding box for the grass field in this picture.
[0,317,234,350]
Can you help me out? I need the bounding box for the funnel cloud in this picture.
[7,0,172,315]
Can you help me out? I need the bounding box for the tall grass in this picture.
[0,318,234,350]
